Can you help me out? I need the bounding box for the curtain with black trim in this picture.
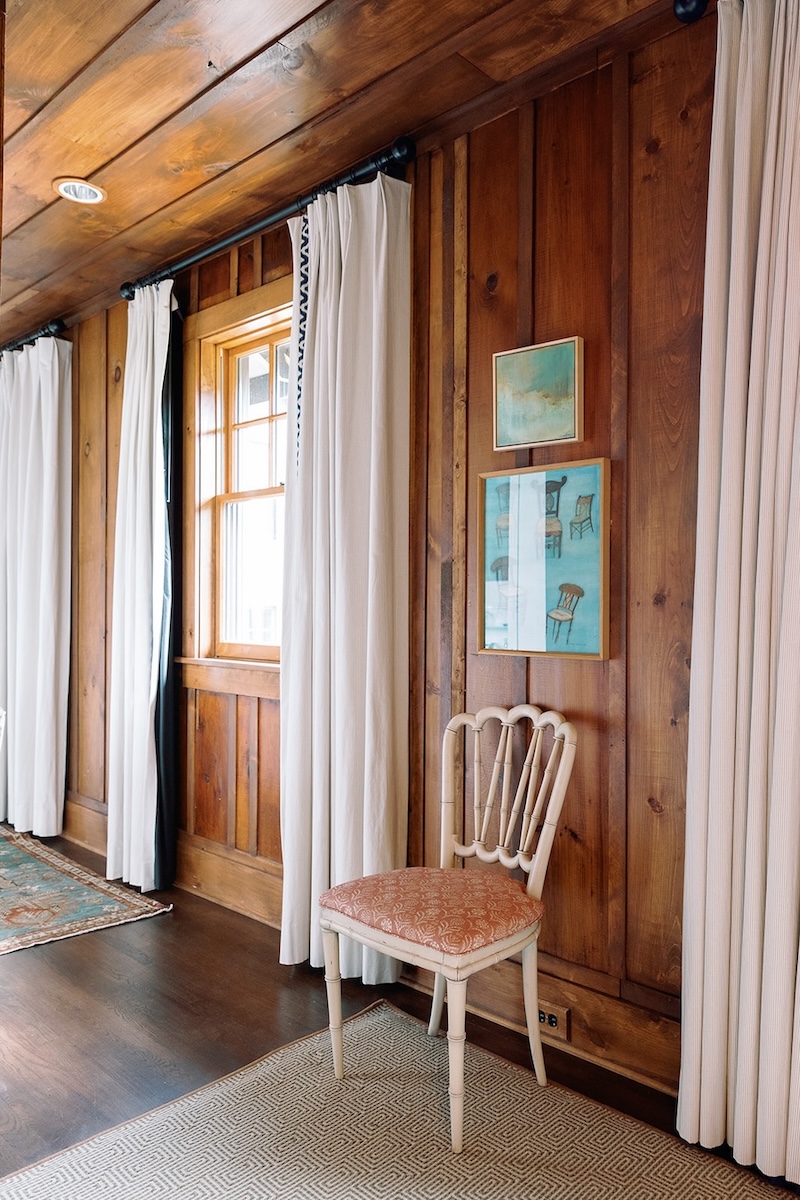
[154,306,183,890]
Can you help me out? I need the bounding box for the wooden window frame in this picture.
[182,276,293,666]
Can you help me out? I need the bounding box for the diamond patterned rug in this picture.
[0,1002,789,1198]
[0,826,170,953]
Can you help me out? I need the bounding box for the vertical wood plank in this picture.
[229,245,240,298]
[192,690,229,844]
[451,135,468,721]
[626,19,713,992]
[262,226,292,285]
[606,50,632,979]
[248,696,258,856]
[198,254,232,310]
[227,693,237,848]
[409,153,431,870]
[235,695,254,852]
[423,147,448,869]
[185,687,197,836]
[257,698,281,863]
[465,111,523,709]
[104,301,127,806]
[515,100,535,708]
[75,313,107,803]
[252,235,263,292]
[531,70,614,970]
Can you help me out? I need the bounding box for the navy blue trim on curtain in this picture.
[154,305,183,890]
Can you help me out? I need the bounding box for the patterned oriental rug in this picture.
[0,1003,789,1199]
[0,827,170,953]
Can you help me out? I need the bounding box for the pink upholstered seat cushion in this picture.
[319,867,544,956]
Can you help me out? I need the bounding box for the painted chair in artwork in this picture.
[495,481,511,545]
[318,704,578,1152]
[537,475,568,557]
[569,493,594,539]
[547,582,584,644]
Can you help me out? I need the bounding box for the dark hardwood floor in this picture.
[0,837,677,1180]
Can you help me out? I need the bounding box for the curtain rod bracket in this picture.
[119,136,415,300]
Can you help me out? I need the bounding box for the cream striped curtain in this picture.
[677,0,800,1183]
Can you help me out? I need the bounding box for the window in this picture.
[184,276,292,666]
[214,324,290,660]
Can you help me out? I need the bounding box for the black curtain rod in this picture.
[0,317,67,356]
[120,135,416,300]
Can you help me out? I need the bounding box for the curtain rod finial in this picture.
[674,0,709,22]
[391,137,416,164]
[120,282,136,300]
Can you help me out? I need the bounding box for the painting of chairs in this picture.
[480,458,609,658]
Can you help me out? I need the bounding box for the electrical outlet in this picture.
[537,1003,571,1042]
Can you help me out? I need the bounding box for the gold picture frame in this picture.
[478,458,609,658]
[493,336,584,451]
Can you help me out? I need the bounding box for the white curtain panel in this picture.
[678,0,800,1183]
[107,282,173,892]
[0,338,72,835]
[280,174,411,984]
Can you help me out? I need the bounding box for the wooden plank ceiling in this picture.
[1,0,674,344]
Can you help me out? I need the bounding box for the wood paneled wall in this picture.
[408,16,714,1089]
[64,11,715,1093]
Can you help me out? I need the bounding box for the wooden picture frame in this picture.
[478,458,609,658]
[493,336,584,450]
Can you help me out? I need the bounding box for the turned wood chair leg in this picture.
[428,972,446,1036]
[445,978,467,1153]
[321,927,344,1079]
[522,940,547,1085]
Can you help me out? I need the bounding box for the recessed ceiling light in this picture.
[53,177,107,204]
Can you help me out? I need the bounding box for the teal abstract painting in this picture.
[493,336,583,449]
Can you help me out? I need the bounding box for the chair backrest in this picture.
[573,494,593,520]
[555,582,583,613]
[544,475,568,517]
[440,705,577,900]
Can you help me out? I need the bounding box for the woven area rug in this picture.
[0,827,170,953]
[0,1002,789,1199]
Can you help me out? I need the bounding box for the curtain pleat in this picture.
[678,0,800,1183]
[107,282,174,892]
[279,174,411,985]
[0,338,72,835]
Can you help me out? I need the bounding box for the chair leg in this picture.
[521,940,547,1085]
[428,972,446,1036]
[321,927,344,1080]
[445,978,467,1153]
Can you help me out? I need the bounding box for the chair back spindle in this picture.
[441,704,577,900]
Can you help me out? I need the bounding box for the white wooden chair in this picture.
[319,703,578,1152]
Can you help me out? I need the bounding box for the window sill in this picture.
[177,657,280,699]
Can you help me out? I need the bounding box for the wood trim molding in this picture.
[63,794,108,855]
[175,832,283,928]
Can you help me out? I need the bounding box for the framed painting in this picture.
[478,458,609,659]
[493,336,584,450]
